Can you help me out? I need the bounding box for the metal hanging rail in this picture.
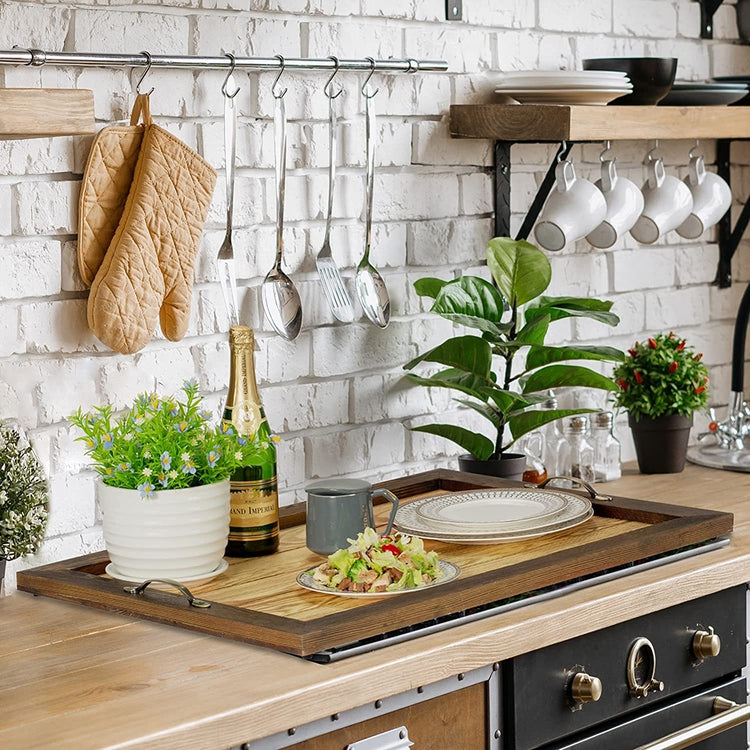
[0,48,447,73]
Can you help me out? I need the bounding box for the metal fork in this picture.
[217,61,240,329]
[316,70,354,323]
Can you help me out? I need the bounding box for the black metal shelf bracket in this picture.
[697,0,725,38]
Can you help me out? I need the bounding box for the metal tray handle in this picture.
[123,578,212,608]
[635,697,750,750]
[538,476,612,502]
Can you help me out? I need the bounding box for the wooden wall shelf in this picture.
[450,104,750,142]
[0,88,95,140]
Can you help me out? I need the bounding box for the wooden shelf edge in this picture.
[450,103,750,142]
[0,88,95,140]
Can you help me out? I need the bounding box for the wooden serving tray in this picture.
[17,470,733,657]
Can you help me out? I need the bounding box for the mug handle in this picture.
[647,156,665,189]
[689,154,706,187]
[372,489,400,536]
[601,159,617,193]
[555,159,576,192]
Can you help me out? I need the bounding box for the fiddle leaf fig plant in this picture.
[404,237,625,461]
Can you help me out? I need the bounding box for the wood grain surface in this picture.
[16,469,732,656]
[449,104,750,141]
[0,88,95,139]
[3,464,750,750]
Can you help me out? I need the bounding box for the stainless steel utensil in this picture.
[261,88,302,340]
[355,87,390,328]
[216,67,240,328]
[316,90,354,323]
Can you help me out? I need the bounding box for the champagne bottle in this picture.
[223,326,279,556]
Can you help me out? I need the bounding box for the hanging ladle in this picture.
[261,55,303,340]
[355,59,390,329]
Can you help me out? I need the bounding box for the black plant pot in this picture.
[0,559,5,594]
[457,452,526,481]
[628,414,693,474]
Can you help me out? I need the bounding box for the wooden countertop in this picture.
[4,464,750,750]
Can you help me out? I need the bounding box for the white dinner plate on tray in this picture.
[394,507,594,545]
[296,560,460,597]
[415,488,570,528]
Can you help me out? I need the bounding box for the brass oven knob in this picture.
[571,672,603,704]
[627,637,665,698]
[693,626,721,659]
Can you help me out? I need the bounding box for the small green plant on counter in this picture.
[403,237,625,461]
[70,380,274,499]
[0,424,48,561]
[612,333,710,419]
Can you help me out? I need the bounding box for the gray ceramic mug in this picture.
[305,478,400,556]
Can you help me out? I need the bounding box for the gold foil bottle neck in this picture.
[229,326,255,348]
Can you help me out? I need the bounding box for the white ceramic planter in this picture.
[98,479,230,582]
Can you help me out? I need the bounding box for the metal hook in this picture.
[324,56,344,99]
[689,139,703,160]
[406,58,420,73]
[556,140,568,163]
[135,51,154,96]
[600,140,614,162]
[646,139,660,162]
[221,53,240,98]
[14,46,46,66]
[361,56,379,99]
[271,54,288,99]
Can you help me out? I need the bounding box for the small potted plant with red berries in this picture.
[612,332,710,473]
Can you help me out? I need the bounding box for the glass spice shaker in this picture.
[591,410,622,482]
[540,395,566,478]
[559,415,595,484]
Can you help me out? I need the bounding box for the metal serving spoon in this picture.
[355,84,390,328]
[261,86,302,340]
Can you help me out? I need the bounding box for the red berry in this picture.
[648,338,657,349]
[634,371,644,384]
[669,362,678,373]
[617,379,628,390]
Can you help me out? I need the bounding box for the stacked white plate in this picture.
[393,488,594,544]
[495,70,633,105]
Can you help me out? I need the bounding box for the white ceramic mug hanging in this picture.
[630,146,693,245]
[676,145,732,239]
[586,143,644,249]
[534,156,606,252]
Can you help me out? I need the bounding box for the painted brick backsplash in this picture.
[1,0,746,594]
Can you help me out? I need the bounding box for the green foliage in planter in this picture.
[612,332,710,419]
[0,424,48,561]
[70,380,275,498]
[403,237,625,461]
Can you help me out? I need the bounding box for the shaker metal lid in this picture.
[305,478,372,495]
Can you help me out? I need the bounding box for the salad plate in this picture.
[296,560,460,597]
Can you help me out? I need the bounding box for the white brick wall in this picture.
[0,0,745,592]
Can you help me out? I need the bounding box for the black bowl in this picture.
[582,57,678,105]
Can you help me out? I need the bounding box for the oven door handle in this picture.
[635,697,750,750]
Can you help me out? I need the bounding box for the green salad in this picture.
[309,527,443,593]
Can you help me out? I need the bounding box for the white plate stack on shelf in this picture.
[495,70,633,105]
[393,488,594,544]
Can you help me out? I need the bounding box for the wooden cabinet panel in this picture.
[290,682,486,749]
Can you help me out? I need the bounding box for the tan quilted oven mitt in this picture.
[87,98,217,354]
[77,95,148,287]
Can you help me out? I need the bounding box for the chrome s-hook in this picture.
[361,56,379,99]
[221,53,240,98]
[135,51,155,96]
[600,139,614,162]
[646,138,661,162]
[556,140,568,162]
[271,54,288,99]
[689,138,703,160]
[13,46,46,66]
[406,58,419,73]
[324,56,344,99]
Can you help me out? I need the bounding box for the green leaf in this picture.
[486,237,551,306]
[515,314,550,345]
[414,277,449,299]
[430,276,511,339]
[525,344,625,371]
[404,335,492,378]
[455,399,501,429]
[410,423,495,461]
[521,364,620,394]
[507,408,597,444]
[485,389,530,414]
[526,296,620,327]
[404,370,492,400]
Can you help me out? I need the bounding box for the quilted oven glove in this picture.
[77,95,147,287]
[87,95,217,354]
